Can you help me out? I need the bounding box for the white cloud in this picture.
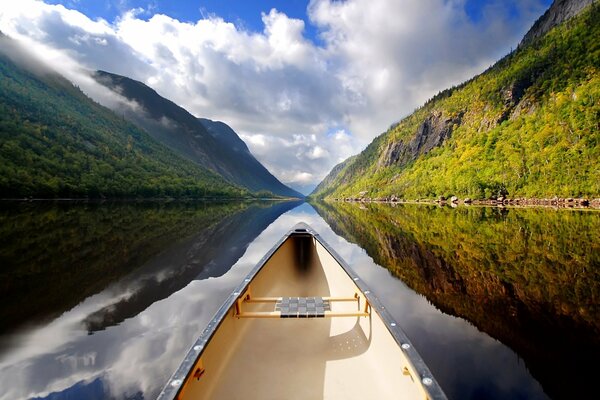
[286,171,314,184]
[307,145,328,160]
[0,0,549,189]
[242,133,267,147]
[239,129,361,192]
[307,0,547,139]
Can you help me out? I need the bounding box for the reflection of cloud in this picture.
[0,205,327,400]
[0,290,126,369]
[0,203,548,399]
[0,0,548,187]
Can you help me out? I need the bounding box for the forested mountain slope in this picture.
[0,34,244,198]
[312,0,599,200]
[93,71,303,198]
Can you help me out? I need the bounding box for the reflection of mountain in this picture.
[0,201,298,335]
[82,200,302,333]
[312,201,600,400]
[0,202,228,333]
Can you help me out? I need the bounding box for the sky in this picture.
[0,0,552,194]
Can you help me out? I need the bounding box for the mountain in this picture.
[198,117,249,153]
[0,34,244,199]
[520,0,596,47]
[198,117,305,197]
[93,71,303,198]
[311,0,599,200]
[312,156,356,195]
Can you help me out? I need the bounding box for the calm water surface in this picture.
[0,201,597,399]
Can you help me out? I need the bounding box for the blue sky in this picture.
[46,0,321,39]
[1,0,553,193]
[45,0,552,44]
[46,1,310,24]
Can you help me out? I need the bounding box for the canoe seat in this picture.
[275,297,331,318]
[234,292,370,319]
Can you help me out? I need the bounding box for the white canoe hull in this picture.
[159,223,446,400]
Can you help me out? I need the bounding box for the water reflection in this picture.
[0,200,300,399]
[81,200,302,333]
[1,201,596,399]
[0,201,252,334]
[312,201,600,400]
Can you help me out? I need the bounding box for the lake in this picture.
[0,200,598,399]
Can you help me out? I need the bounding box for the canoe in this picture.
[158,223,447,400]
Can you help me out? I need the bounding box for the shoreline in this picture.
[326,196,600,210]
[0,197,303,203]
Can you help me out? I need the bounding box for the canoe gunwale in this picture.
[311,227,448,400]
[157,225,289,400]
[158,222,447,400]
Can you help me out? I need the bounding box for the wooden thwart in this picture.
[235,310,370,319]
[245,296,359,303]
[234,289,370,319]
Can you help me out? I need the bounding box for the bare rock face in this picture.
[502,81,529,108]
[380,111,463,168]
[520,0,595,48]
[498,78,533,123]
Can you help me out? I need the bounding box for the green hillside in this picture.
[312,2,599,200]
[92,71,303,198]
[0,36,246,199]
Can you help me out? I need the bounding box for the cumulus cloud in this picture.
[239,128,361,193]
[0,0,549,190]
[308,0,548,138]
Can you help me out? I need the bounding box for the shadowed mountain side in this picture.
[93,71,303,198]
[82,200,303,333]
[198,118,250,154]
[0,201,251,336]
[198,118,304,197]
[0,36,241,199]
[312,201,599,400]
[311,156,357,199]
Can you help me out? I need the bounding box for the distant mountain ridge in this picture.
[93,71,303,198]
[312,156,356,196]
[199,118,250,154]
[520,0,596,47]
[311,0,599,200]
[0,35,243,198]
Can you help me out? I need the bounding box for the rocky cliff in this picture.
[311,0,599,200]
[378,111,463,168]
[520,0,596,47]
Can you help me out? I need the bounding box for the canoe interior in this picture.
[173,231,435,399]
